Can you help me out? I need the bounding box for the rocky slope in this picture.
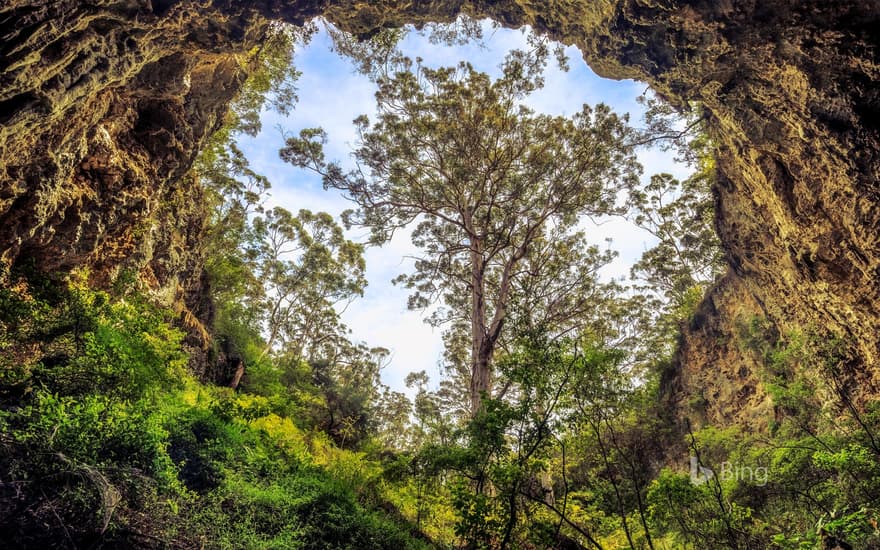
[1,0,878,428]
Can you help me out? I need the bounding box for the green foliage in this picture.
[647,462,766,549]
[624,277,880,548]
[249,206,366,359]
[0,270,187,399]
[283,41,640,414]
[390,335,643,549]
[178,409,428,550]
[627,137,725,372]
[324,15,488,83]
[228,22,316,137]
[0,273,430,548]
[0,273,188,543]
[630,171,723,305]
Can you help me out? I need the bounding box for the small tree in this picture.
[626,103,725,369]
[283,47,640,414]
[251,206,366,359]
[630,174,722,304]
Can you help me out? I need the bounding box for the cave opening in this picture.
[221,17,709,397]
[2,2,880,547]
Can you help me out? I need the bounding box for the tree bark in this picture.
[470,241,491,415]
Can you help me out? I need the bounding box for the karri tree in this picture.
[251,206,366,360]
[283,45,640,414]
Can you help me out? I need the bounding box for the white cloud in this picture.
[342,285,445,397]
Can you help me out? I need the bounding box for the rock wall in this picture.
[0,1,274,375]
[641,0,880,429]
[1,0,878,423]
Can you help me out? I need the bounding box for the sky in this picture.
[236,21,691,396]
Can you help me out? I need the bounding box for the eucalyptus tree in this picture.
[251,206,366,360]
[282,46,641,414]
[627,137,725,367]
[195,21,323,359]
[629,167,723,308]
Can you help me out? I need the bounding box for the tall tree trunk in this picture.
[471,344,492,414]
[470,244,492,415]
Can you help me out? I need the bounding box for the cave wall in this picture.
[1,0,878,426]
[0,0,281,374]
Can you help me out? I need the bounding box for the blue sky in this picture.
[236,21,690,396]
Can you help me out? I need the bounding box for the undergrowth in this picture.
[0,269,429,549]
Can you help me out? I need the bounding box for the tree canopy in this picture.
[282,46,641,414]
